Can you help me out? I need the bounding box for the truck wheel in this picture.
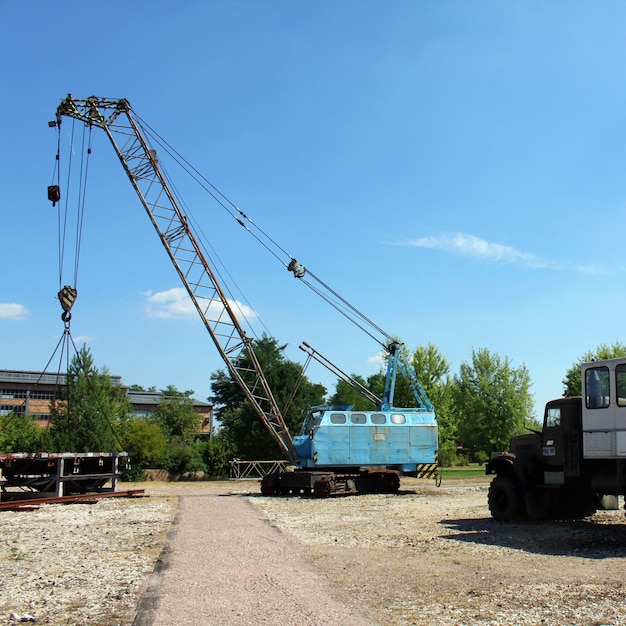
[488,475,521,522]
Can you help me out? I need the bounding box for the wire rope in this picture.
[131,111,391,348]
[156,151,270,339]
[72,124,93,288]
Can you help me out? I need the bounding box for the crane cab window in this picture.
[371,413,387,424]
[585,366,610,409]
[545,406,560,428]
[390,414,406,424]
[351,413,366,424]
[330,413,347,424]
[617,364,626,407]
[302,410,323,433]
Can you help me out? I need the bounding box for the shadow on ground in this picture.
[440,515,626,559]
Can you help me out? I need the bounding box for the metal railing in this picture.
[229,459,289,480]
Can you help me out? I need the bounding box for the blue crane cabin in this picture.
[293,407,438,472]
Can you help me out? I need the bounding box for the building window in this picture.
[0,405,25,416]
[29,390,55,400]
[1,389,27,400]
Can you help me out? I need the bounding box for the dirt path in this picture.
[134,488,375,626]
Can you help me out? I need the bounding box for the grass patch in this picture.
[439,464,489,480]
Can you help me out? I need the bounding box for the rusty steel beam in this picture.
[0,489,146,511]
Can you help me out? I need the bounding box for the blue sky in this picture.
[2,1,626,422]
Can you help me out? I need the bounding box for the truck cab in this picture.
[486,357,626,521]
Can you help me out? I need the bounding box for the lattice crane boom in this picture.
[54,95,298,463]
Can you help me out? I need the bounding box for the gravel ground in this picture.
[0,492,177,625]
[2,477,626,625]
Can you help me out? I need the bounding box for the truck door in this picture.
[543,398,582,477]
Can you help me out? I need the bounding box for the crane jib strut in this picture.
[52,95,298,464]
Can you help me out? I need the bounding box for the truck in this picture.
[486,357,626,521]
[50,95,438,496]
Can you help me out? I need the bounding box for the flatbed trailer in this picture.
[0,452,128,502]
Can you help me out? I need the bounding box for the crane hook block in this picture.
[288,259,306,278]
[58,285,78,318]
[48,185,61,206]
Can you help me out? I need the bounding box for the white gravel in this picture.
[3,478,626,625]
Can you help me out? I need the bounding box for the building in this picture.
[0,370,213,435]
[126,390,213,435]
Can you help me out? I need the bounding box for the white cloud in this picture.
[71,335,93,345]
[403,232,549,268]
[144,287,258,320]
[398,232,606,273]
[0,303,29,320]
[367,352,386,368]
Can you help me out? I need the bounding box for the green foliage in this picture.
[0,413,45,452]
[154,392,201,444]
[328,376,376,410]
[411,343,458,466]
[164,438,205,474]
[198,431,234,477]
[454,348,533,461]
[211,335,326,460]
[159,384,194,398]
[47,345,131,452]
[121,419,168,469]
[562,341,626,397]
[121,387,206,477]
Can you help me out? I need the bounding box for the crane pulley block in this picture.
[288,258,306,278]
[48,185,61,206]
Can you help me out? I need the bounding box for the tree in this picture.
[159,384,194,398]
[154,391,201,444]
[411,343,458,466]
[198,431,234,477]
[454,348,533,462]
[148,388,205,475]
[562,341,626,397]
[47,345,131,452]
[121,419,168,470]
[0,413,44,452]
[328,376,377,410]
[210,335,326,460]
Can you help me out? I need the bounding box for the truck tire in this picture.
[488,475,522,522]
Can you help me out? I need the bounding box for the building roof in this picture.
[0,370,69,386]
[0,371,209,405]
[126,391,212,408]
[0,369,124,387]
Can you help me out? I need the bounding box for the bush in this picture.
[473,450,490,465]
[199,434,234,478]
[164,439,206,475]
[120,464,146,482]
